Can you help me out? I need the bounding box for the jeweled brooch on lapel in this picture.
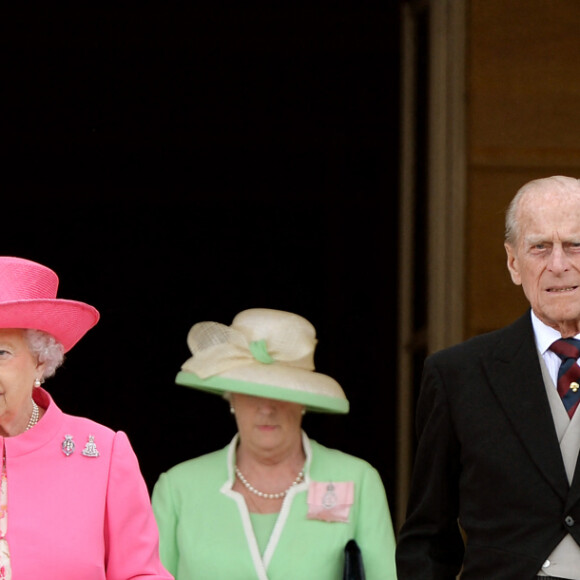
[307,481,354,522]
[62,434,75,457]
[81,435,100,457]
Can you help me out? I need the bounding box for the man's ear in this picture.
[505,242,522,286]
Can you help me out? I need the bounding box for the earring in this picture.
[230,407,235,414]
[34,378,42,388]
[301,408,306,416]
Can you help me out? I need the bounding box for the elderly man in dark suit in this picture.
[396,176,580,579]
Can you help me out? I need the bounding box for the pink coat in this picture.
[3,388,172,579]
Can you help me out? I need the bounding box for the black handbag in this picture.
[343,539,365,580]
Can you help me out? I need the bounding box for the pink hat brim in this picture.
[0,299,100,352]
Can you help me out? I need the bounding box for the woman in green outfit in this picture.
[152,308,397,580]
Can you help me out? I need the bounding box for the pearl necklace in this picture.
[235,465,304,499]
[26,400,39,431]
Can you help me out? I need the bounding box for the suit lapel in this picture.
[483,313,569,499]
[567,459,580,509]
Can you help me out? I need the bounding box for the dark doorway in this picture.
[4,4,401,510]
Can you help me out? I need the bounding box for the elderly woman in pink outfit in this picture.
[0,256,172,579]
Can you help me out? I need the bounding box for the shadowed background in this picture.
[3,4,401,506]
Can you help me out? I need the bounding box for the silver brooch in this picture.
[62,434,75,456]
[81,435,100,457]
[322,483,337,509]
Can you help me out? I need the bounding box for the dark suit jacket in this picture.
[396,311,580,579]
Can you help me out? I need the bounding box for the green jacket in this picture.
[152,432,397,580]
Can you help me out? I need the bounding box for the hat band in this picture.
[249,339,274,364]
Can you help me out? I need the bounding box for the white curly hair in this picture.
[24,329,65,379]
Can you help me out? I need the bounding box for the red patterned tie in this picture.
[550,338,580,417]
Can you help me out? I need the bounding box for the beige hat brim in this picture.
[175,364,349,414]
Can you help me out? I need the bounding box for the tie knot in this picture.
[550,338,580,361]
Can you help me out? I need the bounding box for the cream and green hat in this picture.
[176,308,349,414]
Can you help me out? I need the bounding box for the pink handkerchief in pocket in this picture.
[307,481,354,522]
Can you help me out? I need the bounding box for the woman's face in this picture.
[230,393,304,457]
[0,328,44,435]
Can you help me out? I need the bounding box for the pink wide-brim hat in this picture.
[0,257,100,352]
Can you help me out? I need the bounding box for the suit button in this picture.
[565,515,575,526]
